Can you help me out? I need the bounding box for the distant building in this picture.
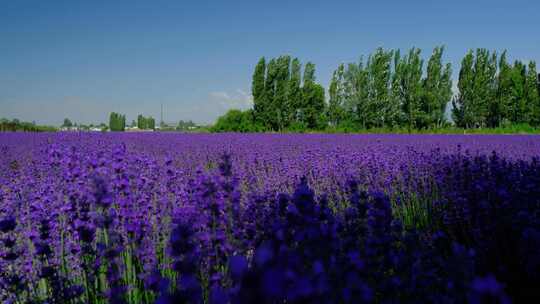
[60,126,79,131]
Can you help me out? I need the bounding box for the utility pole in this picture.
[160,103,164,127]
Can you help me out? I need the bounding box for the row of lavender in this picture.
[1,133,539,303]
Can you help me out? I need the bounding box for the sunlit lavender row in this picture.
[1,133,539,303]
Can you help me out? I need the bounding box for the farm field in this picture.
[1,133,540,303]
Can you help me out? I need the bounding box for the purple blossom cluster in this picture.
[1,132,539,303]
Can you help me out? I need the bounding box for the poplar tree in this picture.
[303,82,326,129]
[439,63,453,126]
[421,46,452,128]
[109,112,117,131]
[454,51,474,128]
[344,59,369,129]
[473,49,497,127]
[288,58,302,123]
[510,61,527,123]
[525,61,539,125]
[137,114,146,129]
[109,112,125,131]
[303,62,316,83]
[264,59,278,130]
[252,57,266,126]
[395,48,423,132]
[147,117,155,130]
[328,63,346,127]
[301,62,325,129]
[274,55,291,130]
[298,62,316,126]
[368,48,394,127]
[492,51,513,127]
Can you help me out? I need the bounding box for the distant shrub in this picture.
[211,109,263,132]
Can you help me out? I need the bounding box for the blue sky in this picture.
[1,0,539,125]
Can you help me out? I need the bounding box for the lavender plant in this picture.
[0,132,539,303]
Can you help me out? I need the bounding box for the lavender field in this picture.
[1,133,540,303]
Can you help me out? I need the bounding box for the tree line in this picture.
[252,56,326,130]
[108,113,157,131]
[453,50,540,128]
[108,112,126,131]
[327,47,453,132]
[0,118,57,132]
[137,115,156,130]
[213,47,540,132]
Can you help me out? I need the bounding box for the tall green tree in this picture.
[303,62,316,84]
[347,58,370,129]
[297,62,317,127]
[302,82,326,129]
[264,59,278,130]
[394,48,424,132]
[274,55,291,130]
[328,63,346,127]
[109,112,116,131]
[509,61,527,123]
[147,117,155,130]
[492,51,513,127]
[137,114,146,129]
[288,58,303,124]
[301,61,326,129]
[109,112,125,131]
[367,48,395,127]
[525,61,540,125]
[344,59,370,129]
[252,57,266,125]
[420,46,452,128]
[454,51,475,128]
[473,49,497,127]
[62,118,73,128]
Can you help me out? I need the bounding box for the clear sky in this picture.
[1,0,539,125]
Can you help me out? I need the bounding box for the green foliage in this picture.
[454,49,497,128]
[510,60,527,123]
[62,118,73,128]
[302,82,326,129]
[252,57,267,125]
[344,59,370,129]
[526,61,540,126]
[274,55,291,130]
[0,118,57,132]
[420,46,453,128]
[109,112,126,131]
[250,56,327,132]
[218,47,540,134]
[327,47,452,132]
[137,115,155,130]
[288,58,303,124]
[368,48,395,127]
[211,109,262,132]
[176,120,197,131]
[328,63,346,127]
[395,48,424,132]
[491,51,512,127]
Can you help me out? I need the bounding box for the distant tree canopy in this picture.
[214,47,540,132]
[109,112,126,131]
[453,50,540,128]
[176,120,196,131]
[211,109,261,133]
[252,56,326,131]
[62,118,73,128]
[0,118,57,132]
[328,47,452,131]
[137,115,155,130]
